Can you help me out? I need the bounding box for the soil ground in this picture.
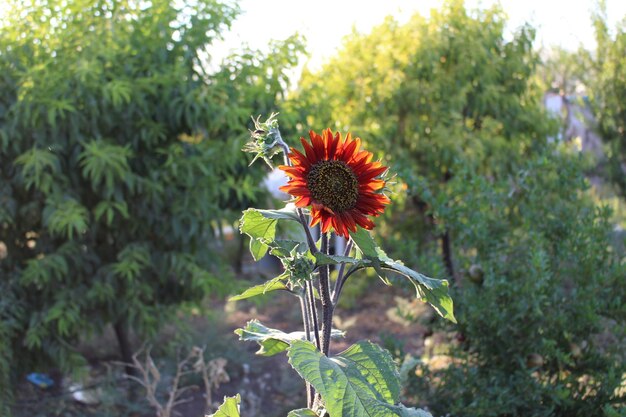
[13,279,434,417]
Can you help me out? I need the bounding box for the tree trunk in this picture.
[113,318,135,378]
[441,230,455,282]
[440,169,455,282]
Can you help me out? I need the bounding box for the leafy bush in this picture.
[585,6,626,199]
[286,1,625,415]
[0,0,302,409]
[407,149,625,416]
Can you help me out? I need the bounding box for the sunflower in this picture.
[279,129,390,238]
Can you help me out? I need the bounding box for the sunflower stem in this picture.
[332,265,366,306]
[298,210,318,253]
[319,233,333,356]
[307,281,321,351]
[298,291,314,408]
[298,291,312,342]
[331,239,354,306]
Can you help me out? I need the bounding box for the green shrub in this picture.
[287,0,624,414]
[0,0,302,410]
[407,149,625,416]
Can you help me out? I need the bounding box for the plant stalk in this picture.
[299,293,314,408]
[307,281,322,350]
[319,233,333,355]
[331,239,353,305]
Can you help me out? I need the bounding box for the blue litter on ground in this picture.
[27,373,54,388]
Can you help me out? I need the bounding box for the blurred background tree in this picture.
[0,0,624,416]
[286,1,625,415]
[288,0,552,281]
[586,4,626,199]
[0,0,303,408]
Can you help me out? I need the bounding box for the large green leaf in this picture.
[235,320,344,356]
[349,228,379,258]
[377,250,456,323]
[208,394,241,417]
[229,274,290,301]
[239,209,277,260]
[314,252,369,267]
[256,205,300,221]
[350,229,456,323]
[287,409,319,417]
[239,206,299,261]
[287,340,432,417]
[269,239,303,258]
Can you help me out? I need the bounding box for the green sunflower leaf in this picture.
[349,228,379,258]
[287,340,433,417]
[314,252,370,267]
[229,274,290,301]
[235,320,345,357]
[349,228,456,323]
[256,205,300,222]
[376,249,456,323]
[269,240,303,258]
[208,394,241,417]
[239,206,300,260]
[287,409,319,417]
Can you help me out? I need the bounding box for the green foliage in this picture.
[288,340,432,417]
[235,320,345,357]
[407,151,625,416]
[229,278,290,301]
[209,395,242,417]
[0,0,303,408]
[239,206,300,260]
[350,228,455,322]
[287,1,624,415]
[586,4,626,198]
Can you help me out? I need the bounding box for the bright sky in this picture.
[2,0,624,70]
[214,0,626,70]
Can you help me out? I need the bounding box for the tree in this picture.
[586,4,626,198]
[0,0,303,409]
[288,0,553,280]
[287,1,624,415]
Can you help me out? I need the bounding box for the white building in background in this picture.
[543,91,604,161]
[263,168,290,200]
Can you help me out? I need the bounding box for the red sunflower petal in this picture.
[310,130,326,160]
[300,137,318,163]
[321,214,333,234]
[327,131,340,160]
[340,137,359,162]
[289,149,311,168]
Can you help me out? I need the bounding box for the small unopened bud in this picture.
[282,251,315,286]
[243,113,282,167]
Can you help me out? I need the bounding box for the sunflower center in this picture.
[307,160,359,213]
